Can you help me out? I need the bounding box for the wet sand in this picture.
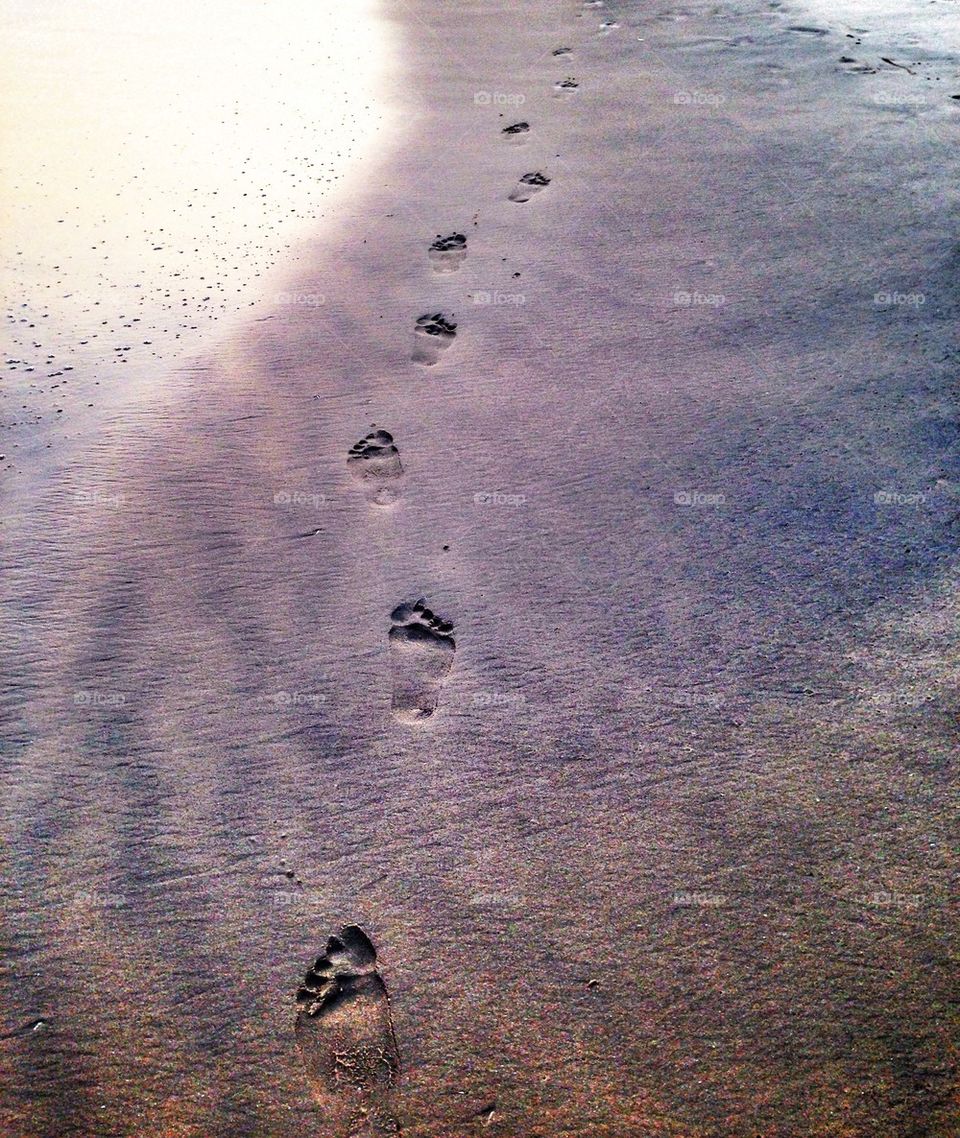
[2,1,959,1135]
[1,0,392,485]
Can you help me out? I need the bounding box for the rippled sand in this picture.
[2,1,958,1135]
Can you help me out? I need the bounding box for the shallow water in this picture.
[0,0,393,466]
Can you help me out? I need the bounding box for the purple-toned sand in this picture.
[1,0,958,1135]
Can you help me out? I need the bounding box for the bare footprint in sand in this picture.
[428,233,467,273]
[501,121,530,144]
[389,600,455,723]
[413,313,457,365]
[348,430,404,506]
[553,76,579,99]
[296,925,401,1137]
[839,55,877,74]
[509,172,551,203]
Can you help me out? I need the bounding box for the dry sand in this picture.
[2,0,959,1136]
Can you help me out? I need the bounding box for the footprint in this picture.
[295,925,401,1137]
[413,313,457,366]
[429,233,467,274]
[839,55,877,74]
[348,430,404,506]
[389,600,455,723]
[509,172,551,203]
[553,76,580,99]
[787,25,829,37]
[501,121,530,144]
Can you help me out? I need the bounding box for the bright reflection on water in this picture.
[0,0,392,453]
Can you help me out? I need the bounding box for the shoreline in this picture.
[2,1,958,1136]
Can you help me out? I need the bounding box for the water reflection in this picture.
[0,0,391,457]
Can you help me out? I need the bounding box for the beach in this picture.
[0,0,393,484]
[1,1,958,1135]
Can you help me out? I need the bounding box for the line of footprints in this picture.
[297,46,582,1137]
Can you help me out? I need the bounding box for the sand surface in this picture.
[2,1,958,1136]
